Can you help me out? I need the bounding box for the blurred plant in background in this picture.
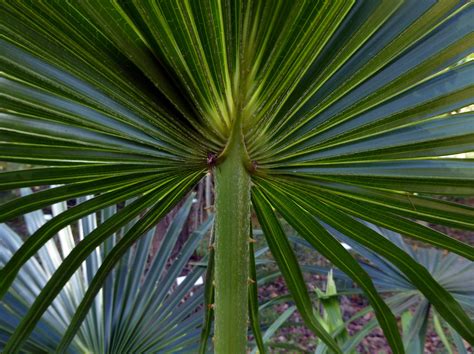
[0,192,212,353]
[251,222,473,353]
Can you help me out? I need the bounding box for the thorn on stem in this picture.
[248,238,257,243]
[247,277,256,284]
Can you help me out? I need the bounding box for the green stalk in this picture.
[214,116,251,353]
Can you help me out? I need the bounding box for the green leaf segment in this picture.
[1,1,474,353]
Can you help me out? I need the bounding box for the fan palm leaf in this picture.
[330,223,474,353]
[0,192,212,353]
[1,1,473,353]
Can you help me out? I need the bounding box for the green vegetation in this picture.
[0,193,212,353]
[1,1,473,353]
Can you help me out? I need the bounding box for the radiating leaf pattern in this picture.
[1,0,473,352]
[332,224,474,353]
[0,193,212,353]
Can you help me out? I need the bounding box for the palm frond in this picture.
[0,192,212,353]
[1,1,473,351]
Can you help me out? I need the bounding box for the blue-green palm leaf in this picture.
[1,1,473,352]
[0,192,212,353]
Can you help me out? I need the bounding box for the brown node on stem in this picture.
[206,152,218,167]
[251,160,258,171]
[246,159,258,174]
